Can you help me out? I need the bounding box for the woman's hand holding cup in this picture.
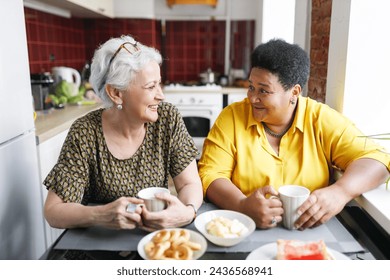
[278,185,310,230]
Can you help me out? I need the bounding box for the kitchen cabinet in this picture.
[117,0,259,20]
[67,0,114,18]
[34,103,102,248]
[154,0,258,20]
[114,0,155,18]
[25,0,114,18]
[37,129,68,248]
[27,0,259,19]
[166,0,218,8]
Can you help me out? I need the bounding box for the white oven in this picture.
[163,84,223,159]
[227,91,247,105]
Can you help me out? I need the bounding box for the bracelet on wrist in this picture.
[186,203,197,224]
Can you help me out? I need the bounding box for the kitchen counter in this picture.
[34,103,103,144]
[221,87,247,94]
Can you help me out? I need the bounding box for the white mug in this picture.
[278,185,310,230]
[137,187,170,212]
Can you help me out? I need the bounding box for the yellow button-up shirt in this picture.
[198,96,390,196]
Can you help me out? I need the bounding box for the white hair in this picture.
[89,35,162,107]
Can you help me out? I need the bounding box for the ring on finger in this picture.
[126,203,140,213]
[270,216,277,225]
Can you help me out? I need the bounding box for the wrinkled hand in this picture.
[294,186,347,230]
[239,185,284,229]
[98,197,144,230]
[140,192,193,231]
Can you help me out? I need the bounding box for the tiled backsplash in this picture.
[83,18,161,71]
[24,7,253,83]
[164,20,226,82]
[25,8,87,74]
[230,20,255,73]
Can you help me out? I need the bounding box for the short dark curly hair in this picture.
[250,38,310,91]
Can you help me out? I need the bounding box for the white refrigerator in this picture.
[0,0,46,259]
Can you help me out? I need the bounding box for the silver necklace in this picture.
[262,122,291,138]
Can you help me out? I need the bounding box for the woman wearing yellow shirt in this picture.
[198,39,390,230]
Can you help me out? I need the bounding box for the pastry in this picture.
[276,239,331,260]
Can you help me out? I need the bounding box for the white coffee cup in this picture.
[278,185,310,230]
[137,187,170,212]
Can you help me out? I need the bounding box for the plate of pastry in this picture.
[137,228,207,260]
[246,240,349,260]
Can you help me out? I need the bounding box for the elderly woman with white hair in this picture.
[43,35,203,233]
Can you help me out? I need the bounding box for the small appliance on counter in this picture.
[51,66,81,88]
[199,68,218,85]
[30,72,54,111]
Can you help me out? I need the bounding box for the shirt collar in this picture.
[293,96,306,133]
[246,100,259,130]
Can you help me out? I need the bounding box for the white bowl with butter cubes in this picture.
[194,210,256,247]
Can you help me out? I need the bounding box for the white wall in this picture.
[261,0,295,43]
[294,0,310,50]
[326,0,390,152]
[255,0,310,50]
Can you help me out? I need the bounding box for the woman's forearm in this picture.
[44,192,101,229]
[334,158,389,200]
[206,178,247,211]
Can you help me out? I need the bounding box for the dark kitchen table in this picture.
[40,203,379,260]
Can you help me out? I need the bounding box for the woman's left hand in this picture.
[294,186,348,230]
[139,192,194,231]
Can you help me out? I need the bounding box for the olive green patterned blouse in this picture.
[43,102,198,205]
